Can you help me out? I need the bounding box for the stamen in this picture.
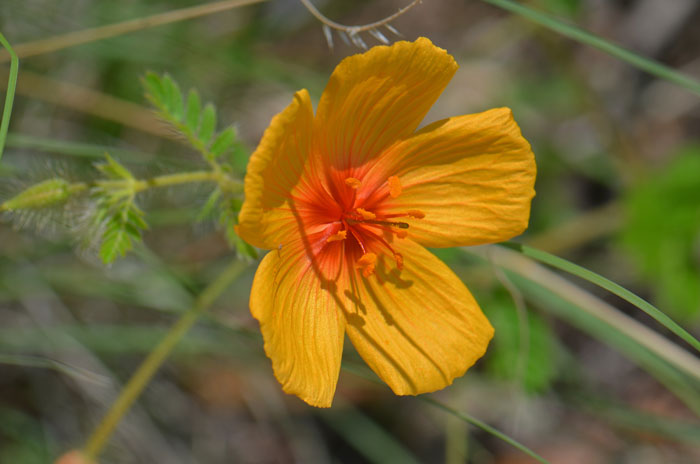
[407,209,425,219]
[388,176,402,198]
[364,220,408,229]
[357,253,377,277]
[356,208,376,220]
[326,230,347,243]
[394,253,404,270]
[396,230,408,239]
[345,177,362,189]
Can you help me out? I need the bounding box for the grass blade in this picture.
[0,32,18,162]
[502,242,700,354]
[421,397,551,464]
[480,0,700,97]
[341,362,549,463]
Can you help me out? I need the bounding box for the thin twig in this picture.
[0,0,267,63]
[300,0,420,32]
[0,69,172,139]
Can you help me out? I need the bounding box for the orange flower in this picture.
[238,38,536,407]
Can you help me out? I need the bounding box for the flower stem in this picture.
[82,259,248,460]
[0,170,241,212]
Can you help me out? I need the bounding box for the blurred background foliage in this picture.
[1,0,700,463]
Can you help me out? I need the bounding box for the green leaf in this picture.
[620,147,700,321]
[486,292,560,392]
[199,104,216,146]
[197,188,221,222]
[97,153,133,180]
[209,127,236,158]
[161,74,184,120]
[97,201,148,264]
[235,235,258,260]
[185,90,202,135]
[143,72,166,109]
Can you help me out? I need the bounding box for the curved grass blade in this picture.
[0,32,19,162]
[341,362,549,464]
[481,0,700,97]
[502,242,700,354]
[421,397,550,464]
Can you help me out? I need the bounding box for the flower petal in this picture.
[342,240,494,395]
[314,37,457,172]
[238,89,316,250]
[250,239,346,407]
[369,108,536,247]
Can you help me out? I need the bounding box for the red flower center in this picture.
[302,174,424,277]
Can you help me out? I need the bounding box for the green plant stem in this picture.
[0,33,18,162]
[0,0,267,63]
[480,0,700,97]
[83,259,247,460]
[0,170,241,212]
[502,242,700,354]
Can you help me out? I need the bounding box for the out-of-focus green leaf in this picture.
[620,146,700,321]
[0,407,51,464]
[198,103,217,146]
[185,89,202,135]
[209,127,236,158]
[486,292,560,392]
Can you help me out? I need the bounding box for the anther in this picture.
[407,210,425,219]
[356,208,376,220]
[394,253,404,270]
[357,252,377,277]
[345,177,362,189]
[388,176,402,198]
[326,230,347,243]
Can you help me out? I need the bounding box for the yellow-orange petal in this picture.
[372,108,536,248]
[250,239,346,407]
[343,239,493,395]
[314,37,457,172]
[238,89,316,250]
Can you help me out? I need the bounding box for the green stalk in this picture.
[0,170,241,212]
[82,259,247,460]
[0,33,18,162]
[480,0,700,97]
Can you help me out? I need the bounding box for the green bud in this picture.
[2,178,72,210]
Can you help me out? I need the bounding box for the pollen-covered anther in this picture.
[388,175,402,198]
[356,208,376,220]
[326,230,347,243]
[396,230,408,239]
[394,252,404,270]
[407,209,425,219]
[345,177,362,189]
[357,252,377,277]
